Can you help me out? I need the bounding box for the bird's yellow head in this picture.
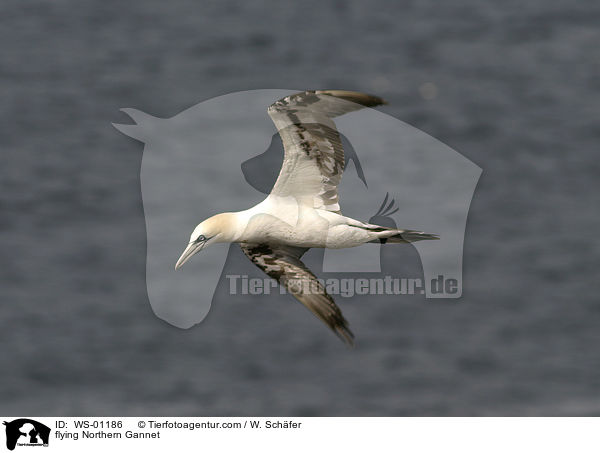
[175,213,235,269]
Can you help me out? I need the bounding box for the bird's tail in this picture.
[384,229,439,243]
[368,227,439,244]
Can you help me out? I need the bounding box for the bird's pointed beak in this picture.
[175,242,204,269]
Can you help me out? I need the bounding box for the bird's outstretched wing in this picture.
[240,243,354,346]
[268,90,386,214]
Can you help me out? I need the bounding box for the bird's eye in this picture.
[197,235,206,243]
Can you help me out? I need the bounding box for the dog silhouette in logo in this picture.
[241,131,368,194]
[3,419,50,450]
[241,131,399,272]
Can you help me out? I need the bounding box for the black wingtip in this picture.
[332,318,355,347]
[318,90,388,108]
[335,328,355,348]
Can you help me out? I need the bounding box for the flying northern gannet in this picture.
[175,90,438,345]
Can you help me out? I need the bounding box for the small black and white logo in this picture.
[3,419,50,450]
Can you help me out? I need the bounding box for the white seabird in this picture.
[175,90,438,345]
